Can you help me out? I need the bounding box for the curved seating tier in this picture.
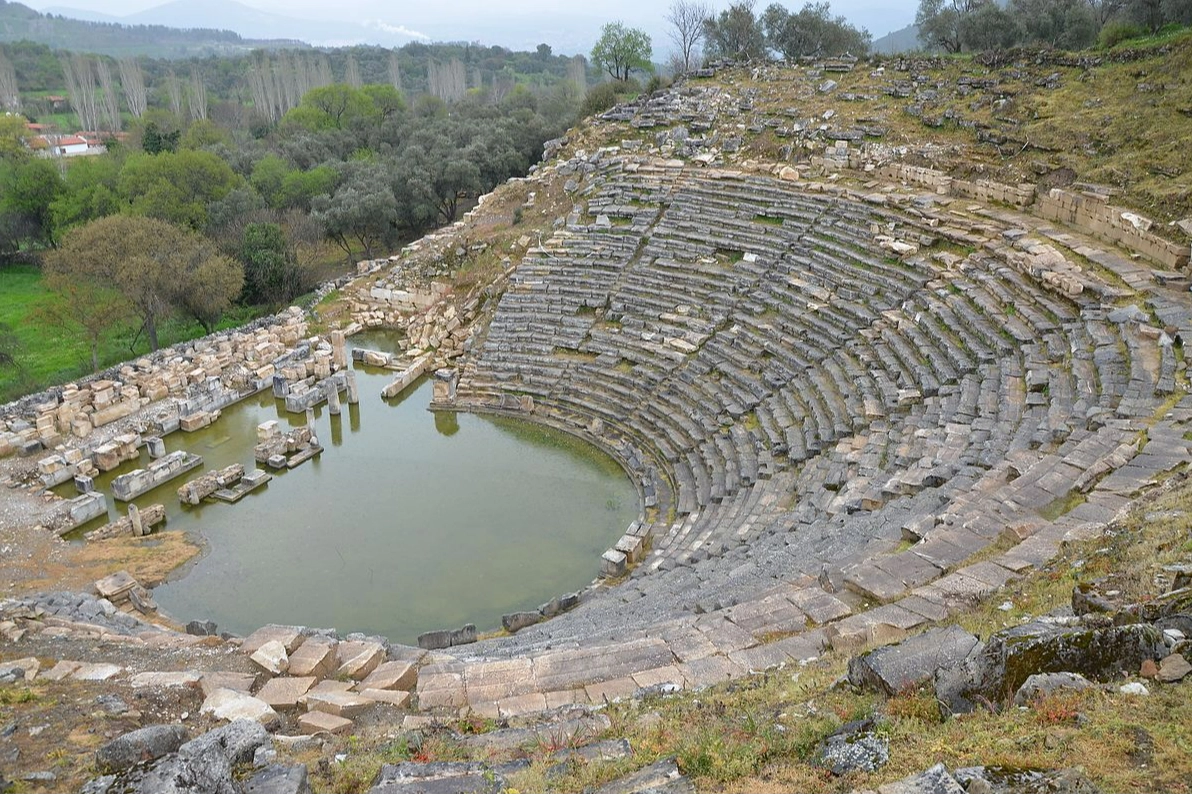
[445,160,1187,662]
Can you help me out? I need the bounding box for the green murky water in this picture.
[65,334,638,644]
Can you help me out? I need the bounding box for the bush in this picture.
[644,74,670,95]
[579,79,641,119]
[1098,20,1146,48]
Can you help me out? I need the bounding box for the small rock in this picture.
[879,763,964,794]
[297,711,353,735]
[1157,653,1192,683]
[1119,682,1150,696]
[243,764,310,794]
[186,620,218,636]
[96,725,188,773]
[1012,672,1094,706]
[1140,658,1160,678]
[251,640,289,676]
[817,721,889,776]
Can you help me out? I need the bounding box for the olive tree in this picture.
[591,22,654,81]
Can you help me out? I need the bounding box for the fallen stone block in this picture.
[297,710,353,735]
[256,676,317,709]
[417,623,476,650]
[304,690,374,718]
[288,636,339,679]
[357,660,417,692]
[337,640,384,680]
[251,640,289,675]
[200,688,280,729]
[848,625,981,696]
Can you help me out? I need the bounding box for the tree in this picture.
[49,154,121,232]
[117,149,240,229]
[0,157,64,251]
[763,2,872,59]
[311,160,397,260]
[1012,0,1099,47]
[666,0,713,72]
[0,112,30,159]
[704,1,768,61]
[177,240,243,333]
[118,57,147,118]
[916,0,989,52]
[47,215,242,350]
[0,50,19,113]
[36,275,128,372]
[61,54,99,132]
[960,1,1020,49]
[96,57,121,132]
[241,222,303,305]
[591,22,654,81]
[141,120,181,154]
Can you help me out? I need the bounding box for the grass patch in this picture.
[0,263,263,402]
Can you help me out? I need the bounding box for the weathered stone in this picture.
[1012,672,1094,706]
[287,636,338,679]
[241,624,305,655]
[200,688,281,729]
[256,677,317,709]
[417,624,476,650]
[304,689,374,718]
[817,721,889,776]
[358,660,417,692]
[937,621,1165,711]
[879,763,965,794]
[848,626,981,695]
[1157,652,1192,682]
[502,611,542,633]
[96,725,188,773]
[243,764,311,794]
[337,640,384,679]
[0,657,39,681]
[251,640,289,675]
[297,711,353,735]
[360,689,412,708]
[185,619,217,636]
[593,757,692,793]
[83,719,269,794]
[73,663,123,681]
[129,671,201,690]
[200,671,257,697]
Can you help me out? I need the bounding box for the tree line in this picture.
[916,0,1192,52]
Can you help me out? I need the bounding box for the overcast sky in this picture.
[26,0,920,53]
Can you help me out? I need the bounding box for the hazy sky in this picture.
[25,0,920,51]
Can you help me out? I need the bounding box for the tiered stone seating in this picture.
[442,163,1183,690]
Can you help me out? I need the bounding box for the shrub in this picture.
[579,78,642,119]
[1098,20,1146,48]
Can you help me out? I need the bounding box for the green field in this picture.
[0,263,256,403]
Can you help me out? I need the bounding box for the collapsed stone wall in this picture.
[0,308,309,459]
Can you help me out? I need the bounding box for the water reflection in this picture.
[434,411,460,437]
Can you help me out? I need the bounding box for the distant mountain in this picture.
[45,0,426,49]
[0,0,303,56]
[872,23,921,54]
